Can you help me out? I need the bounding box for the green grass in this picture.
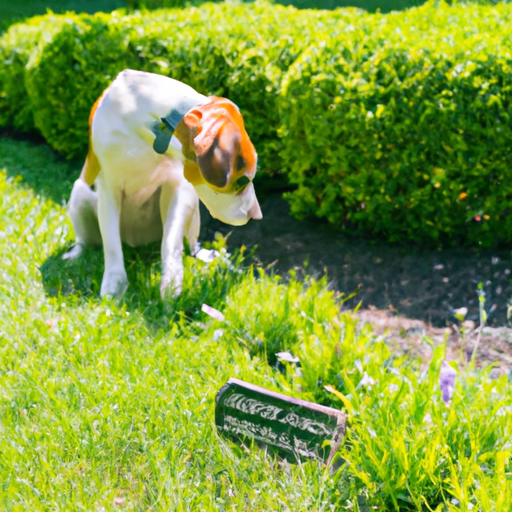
[1,135,512,510]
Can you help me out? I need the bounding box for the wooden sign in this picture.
[215,378,346,464]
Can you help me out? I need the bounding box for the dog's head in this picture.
[177,97,262,226]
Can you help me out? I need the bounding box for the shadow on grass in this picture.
[0,131,79,204]
[0,132,249,331]
[39,239,249,332]
[40,243,166,328]
[40,245,104,298]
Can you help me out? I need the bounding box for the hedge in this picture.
[0,14,67,133]
[279,0,512,247]
[1,0,512,246]
[13,2,366,169]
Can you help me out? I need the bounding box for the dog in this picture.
[63,69,262,298]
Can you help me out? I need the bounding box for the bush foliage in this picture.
[4,2,364,168]
[1,0,511,246]
[0,14,66,133]
[280,1,512,247]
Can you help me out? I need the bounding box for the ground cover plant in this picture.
[2,136,512,510]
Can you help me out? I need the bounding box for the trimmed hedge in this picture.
[0,14,67,133]
[279,1,512,247]
[1,0,512,246]
[19,3,365,168]
[24,11,143,156]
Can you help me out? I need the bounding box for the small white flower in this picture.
[453,307,468,321]
[196,248,220,263]
[213,329,224,341]
[359,372,376,388]
[276,352,300,364]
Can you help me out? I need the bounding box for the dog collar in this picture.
[152,96,204,155]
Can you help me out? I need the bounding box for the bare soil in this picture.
[202,192,512,372]
[355,307,512,375]
[202,193,512,328]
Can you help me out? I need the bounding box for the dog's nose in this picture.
[249,198,262,220]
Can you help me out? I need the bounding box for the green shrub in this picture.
[279,0,512,247]
[24,12,145,156]
[1,1,365,167]
[3,0,512,247]
[21,1,365,167]
[139,3,365,171]
[0,14,67,133]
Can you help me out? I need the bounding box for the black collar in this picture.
[152,96,204,155]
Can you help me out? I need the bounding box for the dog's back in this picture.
[81,71,204,246]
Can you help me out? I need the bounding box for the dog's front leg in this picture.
[97,182,128,297]
[159,181,199,299]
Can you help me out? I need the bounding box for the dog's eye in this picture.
[235,175,251,194]
[237,155,246,172]
[236,176,250,189]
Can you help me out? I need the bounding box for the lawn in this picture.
[0,137,339,510]
[1,135,512,510]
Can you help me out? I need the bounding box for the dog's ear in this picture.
[177,108,203,161]
[193,115,224,158]
[195,119,239,188]
[181,108,203,133]
[180,98,254,189]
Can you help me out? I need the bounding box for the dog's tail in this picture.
[80,92,105,186]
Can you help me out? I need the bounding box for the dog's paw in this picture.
[161,255,184,299]
[100,271,128,298]
[160,273,183,299]
[62,244,84,260]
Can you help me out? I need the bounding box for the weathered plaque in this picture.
[215,378,346,464]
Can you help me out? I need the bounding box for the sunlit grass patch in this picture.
[1,138,512,510]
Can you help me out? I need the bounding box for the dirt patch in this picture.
[355,307,512,376]
[202,194,512,327]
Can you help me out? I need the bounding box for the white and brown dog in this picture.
[63,69,262,298]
